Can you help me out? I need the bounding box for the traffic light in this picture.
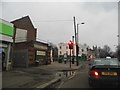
[68,40,73,49]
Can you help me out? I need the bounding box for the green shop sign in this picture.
[0,22,14,37]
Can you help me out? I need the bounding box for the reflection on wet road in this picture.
[59,63,90,88]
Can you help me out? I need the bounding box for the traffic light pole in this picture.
[72,36,74,64]
[70,49,71,68]
[68,40,73,68]
[76,45,79,66]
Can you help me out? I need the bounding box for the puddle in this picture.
[45,70,76,88]
[40,70,77,89]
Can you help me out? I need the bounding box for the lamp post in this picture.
[77,23,85,44]
[73,16,85,66]
[76,22,84,66]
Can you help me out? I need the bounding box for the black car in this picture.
[88,58,120,88]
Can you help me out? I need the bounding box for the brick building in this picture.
[11,16,36,42]
[11,16,51,67]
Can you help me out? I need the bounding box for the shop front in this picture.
[35,50,46,65]
[34,42,48,65]
[0,19,14,71]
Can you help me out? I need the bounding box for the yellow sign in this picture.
[102,72,117,76]
[37,51,46,56]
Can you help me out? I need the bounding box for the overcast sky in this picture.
[1,0,119,51]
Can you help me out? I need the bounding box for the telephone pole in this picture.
[73,16,79,66]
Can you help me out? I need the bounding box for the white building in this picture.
[58,43,70,56]
[58,42,88,57]
[78,44,88,56]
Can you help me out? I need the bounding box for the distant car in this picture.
[88,58,120,88]
[106,56,112,59]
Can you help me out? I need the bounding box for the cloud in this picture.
[2,2,118,51]
[0,2,2,18]
[1,0,119,2]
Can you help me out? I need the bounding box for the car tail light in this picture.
[94,71,99,76]
[90,70,99,78]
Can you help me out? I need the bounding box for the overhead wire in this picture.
[33,20,73,22]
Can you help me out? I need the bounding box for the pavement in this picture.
[2,61,83,89]
[0,72,2,90]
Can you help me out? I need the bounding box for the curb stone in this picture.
[57,72,76,88]
[35,77,61,89]
[57,64,83,88]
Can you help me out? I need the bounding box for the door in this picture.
[13,49,29,67]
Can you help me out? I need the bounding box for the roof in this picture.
[11,15,36,30]
[15,40,48,46]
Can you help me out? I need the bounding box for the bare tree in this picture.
[98,45,111,58]
[117,45,120,61]
[103,45,111,53]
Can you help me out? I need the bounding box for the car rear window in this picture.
[93,59,119,66]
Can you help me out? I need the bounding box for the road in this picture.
[59,63,90,88]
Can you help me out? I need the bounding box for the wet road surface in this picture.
[59,63,90,88]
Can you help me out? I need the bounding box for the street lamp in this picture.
[77,22,85,44]
[76,22,85,66]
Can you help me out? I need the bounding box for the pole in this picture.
[10,25,16,70]
[73,16,79,66]
[77,24,79,44]
[72,36,74,44]
[73,17,77,43]
[72,36,74,64]
[76,45,79,66]
[70,49,71,68]
[76,24,79,66]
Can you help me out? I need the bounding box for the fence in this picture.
[58,55,87,63]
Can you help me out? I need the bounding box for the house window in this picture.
[87,48,89,51]
[60,51,62,55]
[66,51,68,55]
[60,46,62,49]
[66,46,68,49]
[82,49,84,52]
[72,51,74,54]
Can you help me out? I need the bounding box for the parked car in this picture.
[88,58,120,88]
